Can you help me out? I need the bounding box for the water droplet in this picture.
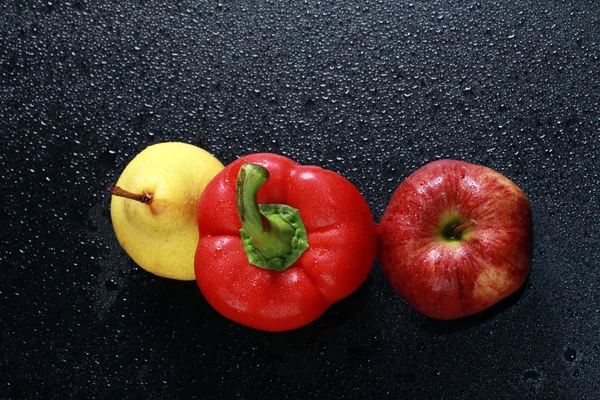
[563,347,576,362]
[523,370,540,380]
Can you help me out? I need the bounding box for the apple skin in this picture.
[378,159,533,320]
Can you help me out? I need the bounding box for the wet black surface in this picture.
[1,1,599,399]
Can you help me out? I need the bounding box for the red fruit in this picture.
[378,159,533,320]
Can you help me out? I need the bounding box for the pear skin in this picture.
[110,142,224,280]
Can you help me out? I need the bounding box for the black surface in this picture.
[1,0,599,399]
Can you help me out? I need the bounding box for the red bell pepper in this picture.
[194,153,377,331]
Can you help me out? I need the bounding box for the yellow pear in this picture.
[109,142,224,280]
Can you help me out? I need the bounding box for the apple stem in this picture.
[108,184,153,204]
[451,219,477,237]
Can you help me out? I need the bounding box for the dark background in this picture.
[1,0,599,399]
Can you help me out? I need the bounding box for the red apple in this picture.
[378,159,533,320]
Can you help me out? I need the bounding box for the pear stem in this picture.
[108,184,153,204]
[451,219,477,237]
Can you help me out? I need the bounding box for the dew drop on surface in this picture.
[523,370,541,380]
[563,347,577,362]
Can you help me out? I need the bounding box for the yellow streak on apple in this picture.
[471,264,513,303]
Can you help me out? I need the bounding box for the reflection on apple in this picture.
[378,159,533,320]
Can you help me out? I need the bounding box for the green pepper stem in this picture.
[236,164,294,260]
